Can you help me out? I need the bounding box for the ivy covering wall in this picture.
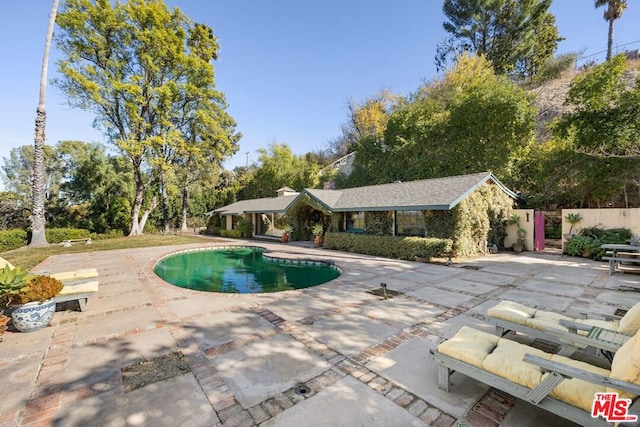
[286,194,331,240]
[283,182,513,256]
[448,183,513,257]
[364,211,394,235]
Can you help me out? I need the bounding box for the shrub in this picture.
[236,219,253,237]
[220,229,243,238]
[90,230,125,240]
[0,229,28,251]
[11,275,63,304]
[43,228,91,244]
[566,227,632,260]
[324,232,453,260]
[91,230,124,240]
[566,235,594,257]
[203,227,222,236]
[546,225,561,239]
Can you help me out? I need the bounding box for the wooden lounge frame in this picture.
[483,314,630,357]
[55,289,95,312]
[50,269,100,312]
[431,349,640,427]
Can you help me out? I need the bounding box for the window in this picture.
[346,212,365,231]
[231,215,241,229]
[396,211,425,236]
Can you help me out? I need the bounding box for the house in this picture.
[212,172,518,255]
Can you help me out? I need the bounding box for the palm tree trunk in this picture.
[30,0,59,247]
[607,18,614,60]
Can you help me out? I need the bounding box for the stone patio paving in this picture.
[1,237,639,426]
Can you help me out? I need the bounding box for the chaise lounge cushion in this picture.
[526,310,572,332]
[488,300,640,336]
[439,326,640,413]
[437,326,499,368]
[617,302,640,335]
[487,300,536,324]
[608,329,640,400]
[50,268,99,282]
[58,280,99,296]
[482,338,552,389]
[0,257,15,269]
[546,355,611,411]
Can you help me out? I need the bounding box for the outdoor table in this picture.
[600,243,640,276]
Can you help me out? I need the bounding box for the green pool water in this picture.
[154,247,340,293]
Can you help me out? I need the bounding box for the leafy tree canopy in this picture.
[54,0,239,235]
[240,143,321,199]
[347,55,536,187]
[553,54,640,159]
[436,0,560,79]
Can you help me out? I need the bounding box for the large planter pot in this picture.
[313,235,324,248]
[0,314,9,341]
[11,298,56,332]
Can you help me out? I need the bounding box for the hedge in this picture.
[220,229,243,238]
[324,232,453,260]
[43,228,91,244]
[0,229,29,251]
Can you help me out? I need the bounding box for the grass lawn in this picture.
[1,234,218,271]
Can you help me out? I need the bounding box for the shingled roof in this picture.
[212,194,298,215]
[212,172,516,215]
[303,172,515,212]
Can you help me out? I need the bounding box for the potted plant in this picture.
[281,225,293,243]
[312,223,324,247]
[9,274,63,333]
[507,213,521,227]
[507,213,525,252]
[0,265,33,339]
[564,213,582,240]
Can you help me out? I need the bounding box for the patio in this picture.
[1,238,638,426]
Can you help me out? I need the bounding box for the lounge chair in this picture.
[484,300,640,356]
[49,269,100,312]
[431,326,640,427]
[0,257,100,312]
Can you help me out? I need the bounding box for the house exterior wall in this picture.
[561,208,640,246]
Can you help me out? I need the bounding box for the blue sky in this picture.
[1,1,639,177]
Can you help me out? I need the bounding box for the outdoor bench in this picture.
[50,268,100,312]
[61,238,92,247]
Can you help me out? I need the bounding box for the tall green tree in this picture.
[2,145,62,214]
[553,54,640,159]
[348,55,536,187]
[516,12,564,79]
[595,0,627,61]
[240,143,320,199]
[30,0,59,247]
[436,0,558,78]
[56,141,134,232]
[55,0,239,236]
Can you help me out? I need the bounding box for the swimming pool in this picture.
[154,247,340,294]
